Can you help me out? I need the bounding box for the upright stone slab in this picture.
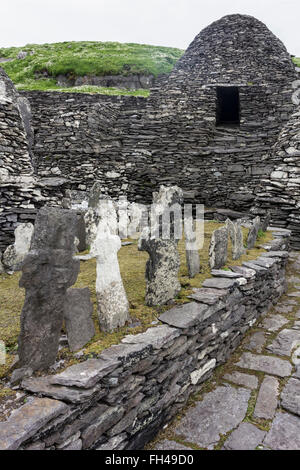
[93,226,130,332]
[138,185,183,306]
[64,287,95,352]
[247,216,261,249]
[2,223,34,271]
[84,184,117,248]
[260,211,271,232]
[138,228,181,306]
[185,217,200,278]
[18,207,80,372]
[209,225,228,269]
[226,218,245,260]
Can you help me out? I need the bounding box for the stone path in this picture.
[150,252,300,450]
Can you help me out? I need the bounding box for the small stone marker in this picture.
[184,215,200,278]
[64,287,95,352]
[2,223,34,271]
[18,207,80,372]
[93,226,130,332]
[226,218,245,260]
[246,216,261,249]
[209,225,228,269]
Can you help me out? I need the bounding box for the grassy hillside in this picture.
[0,41,184,96]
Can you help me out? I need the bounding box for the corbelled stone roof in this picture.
[166,14,297,86]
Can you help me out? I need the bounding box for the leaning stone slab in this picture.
[64,287,95,352]
[122,325,180,349]
[253,376,279,420]
[263,412,300,450]
[159,302,212,329]
[188,287,228,305]
[236,352,292,377]
[209,226,228,269]
[175,386,250,448]
[0,397,68,450]
[246,216,261,249]
[281,378,300,416]
[50,357,119,389]
[21,376,101,404]
[267,329,300,357]
[260,314,289,332]
[202,277,245,289]
[224,422,266,450]
[223,371,258,389]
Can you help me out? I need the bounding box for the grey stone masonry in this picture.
[0,229,290,450]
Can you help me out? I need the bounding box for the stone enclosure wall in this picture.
[0,230,290,450]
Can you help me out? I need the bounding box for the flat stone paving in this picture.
[152,252,300,451]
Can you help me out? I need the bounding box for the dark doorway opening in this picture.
[216,86,240,126]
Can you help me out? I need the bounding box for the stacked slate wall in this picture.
[0,231,290,450]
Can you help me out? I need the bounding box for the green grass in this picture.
[0,41,184,94]
[293,57,300,67]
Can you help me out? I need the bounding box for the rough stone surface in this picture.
[244,331,266,353]
[154,440,192,450]
[138,228,181,306]
[281,378,300,416]
[226,218,245,260]
[202,277,243,290]
[17,207,80,372]
[223,371,258,389]
[247,216,261,249]
[93,227,130,332]
[236,352,292,377]
[158,302,211,328]
[188,287,228,305]
[2,223,34,271]
[209,226,228,269]
[50,357,119,389]
[260,314,289,332]
[0,398,68,450]
[224,422,266,450]
[267,329,300,356]
[64,287,95,352]
[253,376,279,420]
[175,386,250,448]
[263,412,300,450]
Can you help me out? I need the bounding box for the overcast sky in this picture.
[1,0,299,55]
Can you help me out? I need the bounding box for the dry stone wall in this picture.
[0,230,290,450]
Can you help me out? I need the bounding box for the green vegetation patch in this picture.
[0,41,184,93]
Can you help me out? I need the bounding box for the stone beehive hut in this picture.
[125,14,297,208]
